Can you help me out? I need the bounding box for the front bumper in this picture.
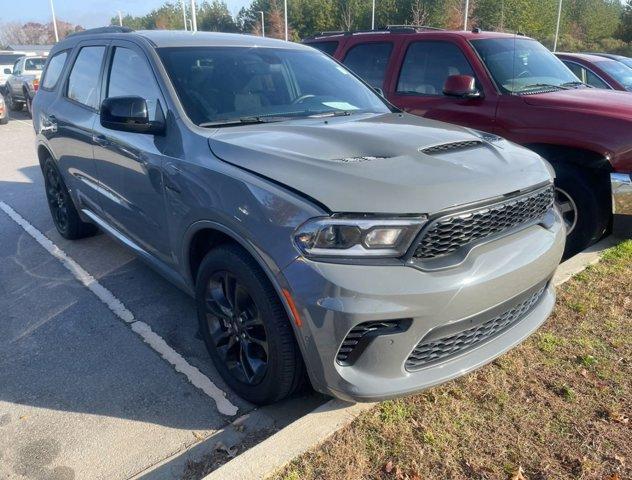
[281,211,565,402]
[612,172,632,215]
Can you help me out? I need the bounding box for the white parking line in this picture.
[0,200,239,417]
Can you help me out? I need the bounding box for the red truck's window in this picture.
[397,41,474,96]
[343,42,393,89]
[310,41,338,57]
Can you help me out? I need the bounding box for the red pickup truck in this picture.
[304,27,632,257]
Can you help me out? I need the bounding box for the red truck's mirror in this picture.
[443,75,481,99]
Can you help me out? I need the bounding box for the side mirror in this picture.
[373,86,385,97]
[443,75,482,99]
[3,68,11,74]
[100,96,165,135]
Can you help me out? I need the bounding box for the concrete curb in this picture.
[204,236,622,480]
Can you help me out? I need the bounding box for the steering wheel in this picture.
[291,94,316,105]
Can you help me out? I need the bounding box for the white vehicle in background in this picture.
[4,55,47,116]
[0,52,25,92]
[0,94,7,125]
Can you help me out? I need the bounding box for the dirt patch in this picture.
[275,240,632,480]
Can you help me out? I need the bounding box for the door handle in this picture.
[92,134,109,147]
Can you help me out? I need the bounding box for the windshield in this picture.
[619,57,632,69]
[25,58,46,70]
[158,46,390,126]
[471,38,579,93]
[597,60,632,91]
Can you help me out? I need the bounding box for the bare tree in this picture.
[410,0,429,26]
[0,20,83,46]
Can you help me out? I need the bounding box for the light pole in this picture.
[284,0,288,41]
[463,0,469,31]
[190,0,198,32]
[371,0,375,30]
[49,0,59,42]
[181,0,187,31]
[553,0,563,52]
[258,11,265,37]
[117,11,123,27]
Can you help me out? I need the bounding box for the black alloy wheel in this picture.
[196,245,304,404]
[44,161,71,234]
[42,158,98,239]
[203,271,269,385]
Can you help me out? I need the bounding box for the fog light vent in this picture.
[337,320,406,366]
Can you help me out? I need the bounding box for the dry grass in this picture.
[275,240,632,480]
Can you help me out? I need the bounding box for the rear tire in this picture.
[196,244,304,404]
[553,163,610,258]
[43,158,98,240]
[6,90,23,112]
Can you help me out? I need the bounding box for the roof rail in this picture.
[67,26,134,37]
[385,24,444,32]
[303,24,444,41]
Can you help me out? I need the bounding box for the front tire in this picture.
[553,163,610,258]
[196,244,304,404]
[43,158,98,239]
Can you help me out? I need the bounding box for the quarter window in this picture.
[584,69,609,89]
[343,42,393,89]
[310,41,339,57]
[397,41,474,95]
[107,47,162,120]
[66,46,106,109]
[42,51,68,90]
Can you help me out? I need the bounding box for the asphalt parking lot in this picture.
[0,106,324,479]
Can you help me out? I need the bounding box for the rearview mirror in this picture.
[100,96,165,135]
[3,68,11,74]
[443,75,481,99]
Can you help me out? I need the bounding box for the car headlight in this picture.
[293,215,427,258]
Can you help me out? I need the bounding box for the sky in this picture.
[1,0,252,29]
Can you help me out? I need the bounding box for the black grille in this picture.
[337,320,400,365]
[421,140,483,155]
[413,186,554,260]
[405,286,546,371]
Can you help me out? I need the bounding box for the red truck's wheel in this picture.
[553,163,609,258]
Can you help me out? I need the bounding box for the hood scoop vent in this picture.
[421,140,483,155]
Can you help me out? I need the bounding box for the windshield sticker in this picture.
[322,102,359,110]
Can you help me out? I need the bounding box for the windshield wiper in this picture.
[560,80,590,88]
[308,110,354,118]
[518,83,570,93]
[199,116,289,128]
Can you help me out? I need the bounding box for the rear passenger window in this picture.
[311,41,338,57]
[66,46,105,109]
[343,42,393,89]
[106,47,162,120]
[42,51,68,90]
[584,69,609,89]
[397,41,474,96]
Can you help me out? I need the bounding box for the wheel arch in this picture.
[36,143,55,169]
[183,221,304,337]
[525,143,613,172]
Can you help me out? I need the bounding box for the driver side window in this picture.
[106,47,162,121]
[397,41,475,96]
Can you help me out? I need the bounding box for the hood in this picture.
[208,113,552,214]
[521,88,632,120]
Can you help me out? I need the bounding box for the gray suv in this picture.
[33,27,565,404]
